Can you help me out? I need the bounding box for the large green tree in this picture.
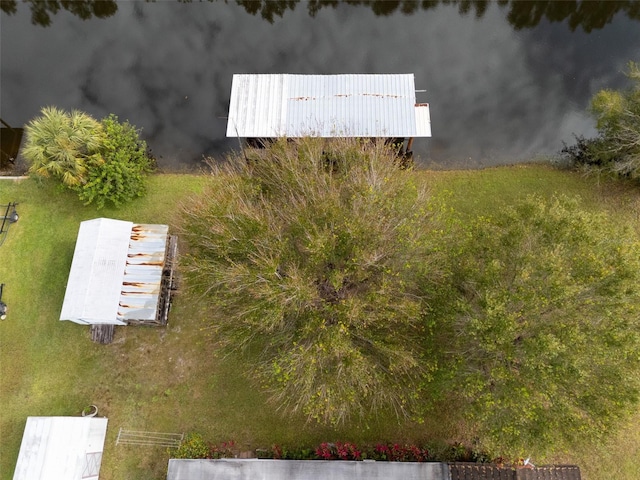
[181,138,440,424]
[589,61,640,178]
[435,195,640,455]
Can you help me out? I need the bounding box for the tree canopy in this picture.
[181,138,440,424]
[589,61,640,178]
[182,138,640,457]
[563,61,640,179]
[435,195,640,454]
[77,114,154,208]
[4,0,639,32]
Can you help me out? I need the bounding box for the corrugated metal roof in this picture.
[227,74,431,138]
[449,463,582,480]
[119,223,169,322]
[13,416,108,480]
[168,459,450,480]
[415,104,432,137]
[60,218,132,325]
[60,218,168,325]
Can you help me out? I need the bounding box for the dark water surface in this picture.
[2,1,640,170]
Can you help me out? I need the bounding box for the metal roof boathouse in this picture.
[60,218,177,341]
[227,74,431,139]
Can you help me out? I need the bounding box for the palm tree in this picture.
[22,106,104,186]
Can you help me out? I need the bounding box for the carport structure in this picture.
[59,218,177,342]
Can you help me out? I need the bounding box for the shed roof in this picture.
[167,460,582,480]
[13,416,108,480]
[227,74,431,138]
[167,459,449,480]
[59,218,169,325]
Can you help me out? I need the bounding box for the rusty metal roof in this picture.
[119,223,169,322]
[449,463,582,480]
[60,218,169,325]
[227,74,431,138]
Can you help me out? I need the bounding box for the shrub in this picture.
[260,441,433,462]
[77,114,154,208]
[560,135,616,168]
[368,443,430,462]
[210,440,236,459]
[22,107,153,208]
[22,106,103,186]
[315,442,361,460]
[172,433,210,459]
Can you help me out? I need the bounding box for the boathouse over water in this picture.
[226,74,431,150]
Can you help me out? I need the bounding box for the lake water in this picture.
[2,1,640,170]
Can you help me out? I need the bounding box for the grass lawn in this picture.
[0,165,638,480]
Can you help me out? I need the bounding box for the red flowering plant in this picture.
[372,443,429,462]
[271,444,284,459]
[315,442,361,460]
[210,440,236,459]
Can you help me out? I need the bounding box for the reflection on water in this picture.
[1,1,640,170]
[0,0,118,27]
[3,0,639,31]
[236,0,640,32]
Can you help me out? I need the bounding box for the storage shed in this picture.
[59,218,177,327]
[13,416,108,480]
[226,74,431,139]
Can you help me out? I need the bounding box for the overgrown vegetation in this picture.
[22,106,153,208]
[181,138,436,425]
[1,168,638,479]
[562,61,640,179]
[181,138,640,457]
[172,433,211,459]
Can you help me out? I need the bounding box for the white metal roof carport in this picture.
[13,416,108,480]
[59,218,169,326]
[227,74,431,138]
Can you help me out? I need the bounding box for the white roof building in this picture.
[167,459,449,480]
[227,74,431,139]
[59,218,172,326]
[13,417,108,480]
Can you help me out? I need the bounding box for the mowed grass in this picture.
[0,164,638,480]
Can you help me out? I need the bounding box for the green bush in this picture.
[22,107,153,208]
[77,114,154,208]
[172,433,210,459]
